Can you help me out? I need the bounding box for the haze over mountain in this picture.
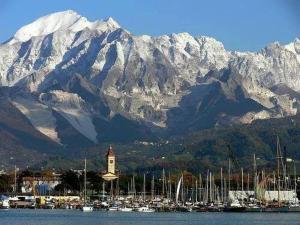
[0,10,300,164]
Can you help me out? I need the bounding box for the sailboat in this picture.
[81,159,93,212]
[174,174,190,212]
[175,175,183,205]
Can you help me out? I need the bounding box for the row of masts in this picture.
[81,136,296,209]
[103,137,297,206]
[104,164,297,204]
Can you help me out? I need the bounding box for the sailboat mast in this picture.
[151,175,154,200]
[253,154,257,198]
[209,172,212,203]
[181,174,184,204]
[224,177,227,203]
[195,179,198,203]
[143,173,146,201]
[212,174,215,202]
[14,165,17,196]
[294,160,297,193]
[84,158,87,205]
[116,177,119,198]
[199,174,202,203]
[206,171,209,203]
[228,159,231,194]
[102,182,105,200]
[169,172,172,200]
[162,168,165,197]
[221,168,223,203]
[247,173,250,192]
[241,168,244,205]
[277,136,281,207]
[133,175,136,199]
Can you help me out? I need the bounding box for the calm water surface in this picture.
[1,209,300,225]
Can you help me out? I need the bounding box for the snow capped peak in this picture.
[294,37,300,43]
[261,41,286,57]
[8,10,121,44]
[168,32,198,47]
[170,32,193,39]
[10,10,85,44]
[285,38,300,56]
[266,41,281,49]
[284,38,300,63]
[295,38,300,54]
[196,36,226,49]
[88,16,121,33]
[104,17,120,28]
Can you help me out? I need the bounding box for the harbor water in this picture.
[1,209,300,225]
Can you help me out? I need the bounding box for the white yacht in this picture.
[137,205,155,213]
[119,206,133,212]
[82,205,93,212]
[0,199,9,210]
[108,206,119,211]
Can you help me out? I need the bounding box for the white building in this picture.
[229,190,298,202]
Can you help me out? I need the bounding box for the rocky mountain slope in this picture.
[0,10,299,146]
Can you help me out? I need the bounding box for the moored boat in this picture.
[0,199,10,210]
[137,205,155,212]
[82,206,93,212]
[119,206,133,212]
[224,200,246,212]
[108,205,119,211]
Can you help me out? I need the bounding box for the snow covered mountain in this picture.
[0,10,299,144]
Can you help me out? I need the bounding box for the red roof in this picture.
[106,145,115,156]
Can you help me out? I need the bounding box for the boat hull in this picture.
[82,206,93,212]
[223,207,246,212]
[263,206,300,212]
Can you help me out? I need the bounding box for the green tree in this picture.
[56,170,81,194]
[0,175,12,193]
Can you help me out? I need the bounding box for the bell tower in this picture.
[102,145,118,181]
[107,145,115,174]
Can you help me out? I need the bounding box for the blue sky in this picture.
[0,0,299,51]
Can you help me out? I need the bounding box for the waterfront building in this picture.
[21,175,61,195]
[228,190,299,203]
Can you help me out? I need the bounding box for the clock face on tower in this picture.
[110,160,113,164]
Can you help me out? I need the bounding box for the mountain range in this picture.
[0,10,300,168]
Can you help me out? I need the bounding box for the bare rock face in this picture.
[0,10,299,143]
